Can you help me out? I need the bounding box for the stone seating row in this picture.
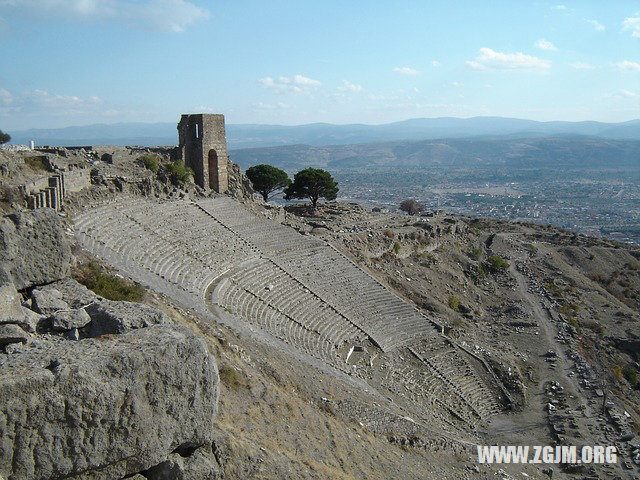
[216,277,344,368]
[223,259,364,346]
[73,201,255,296]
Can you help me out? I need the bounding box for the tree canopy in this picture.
[246,164,291,202]
[284,168,338,208]
[399,199,425,215]
[0,130,10,145]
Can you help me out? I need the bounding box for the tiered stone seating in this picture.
[215,276,342,368]
[424,349,500,418]
[381,357,481,429]
[196,198,438,352]
[224,259,364,346]
[74,196,501,427]
[73,198,257,300]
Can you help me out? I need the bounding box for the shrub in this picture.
[582,319,604,334]
[471,247,482,260]
[72,261,145,302]
[24,156,48,172]
[477,263,485,277]
[393,241,401,254]
[485,255,510,273]
[613,365,623,382]
[449,295,460,312]
[139,153,160,173]
[569,316,581,333]
[219,365,243,389]
[383,229,395,239]
[399,199,425,215]
[167,160,193,184]
[623,365,638,387]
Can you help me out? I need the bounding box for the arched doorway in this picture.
[208,149,219,192]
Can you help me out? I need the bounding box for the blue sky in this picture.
[1,0,639,130]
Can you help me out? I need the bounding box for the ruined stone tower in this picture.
[177,114,229,193]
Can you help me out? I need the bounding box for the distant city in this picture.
[329,167,640,245]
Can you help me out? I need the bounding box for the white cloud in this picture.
[569,62,594,70]
[22,90,104,111]
[0,87,107,118]
[535,38,557,51]
[622,17,640,38]
[292,74,321,87]
[466,48,551,71]
[393,67,419,76]
[0,88,13,105]
[258,75,321,94]
[252,102,290,111]
[552,4,567,10]
[619,89,639,98]
[616,60,640,71]
[0,0,210,32]
[585,19,605,32]
[431,60,441,67]
[451,82,463,88]
[337,80,363,93]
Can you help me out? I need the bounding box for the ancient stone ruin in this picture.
[177,114,229,193]
[0,209,220,480]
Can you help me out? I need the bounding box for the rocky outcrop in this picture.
[226,161,254,201]
[0,208,221,480]
[0,324,219,480]
[0,209,71,290]
[0,281,45,333]
[82,299,167,337]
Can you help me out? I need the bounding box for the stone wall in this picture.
[63,167,92,193]
[24,166,90,211]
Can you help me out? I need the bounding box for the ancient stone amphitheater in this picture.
[74,196,502,432]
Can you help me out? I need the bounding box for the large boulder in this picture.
[0,281,44,333]
[83,299,167,337]
[0,209,71,290]
[0,323,219,480]
[31,287,69,315]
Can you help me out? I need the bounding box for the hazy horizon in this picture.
[8,115,640,134]
[1,1,639,131]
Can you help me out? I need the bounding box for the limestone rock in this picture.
[145,445,220,480]
[50,308,92,332]
[0,282,44,332]
[0,324,219,480]
[47,278,98,308]
[0,323,28,347]
[0,209,71,290]
[83,299,167,337]
[31,287,69,315]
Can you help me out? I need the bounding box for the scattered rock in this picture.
[47,278,97,308]
[0,282,44,332]
[31,287,69,315]
[0,323,28,348]
[49,308,91,332]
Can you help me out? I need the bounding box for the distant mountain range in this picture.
[230,136,640,171]
[9,117,640,149]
